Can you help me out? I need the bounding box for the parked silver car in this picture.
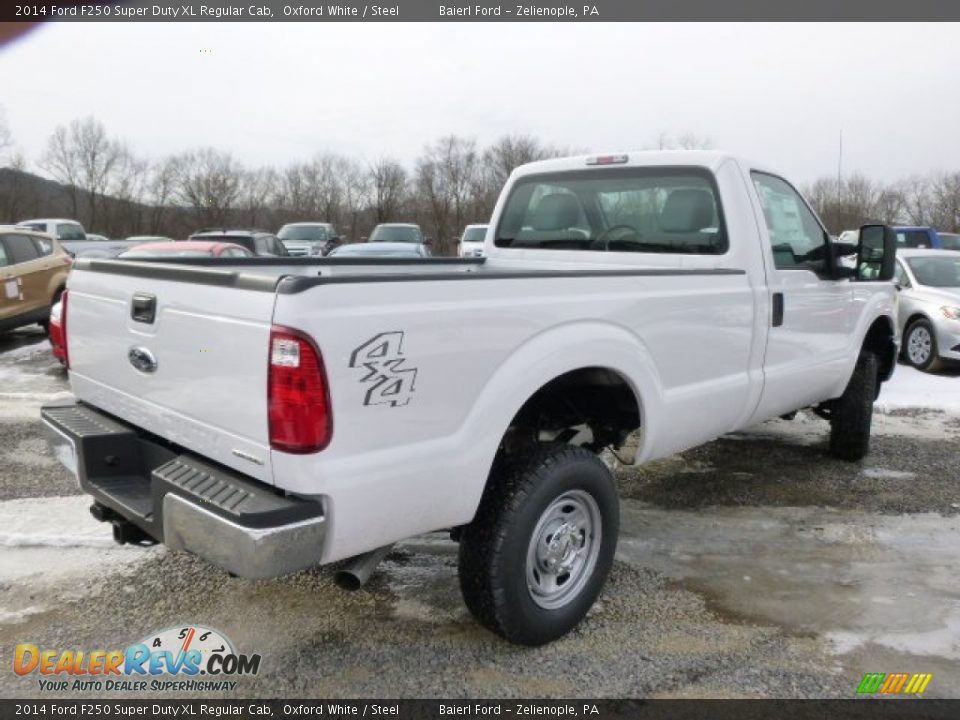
[894,249,960,370]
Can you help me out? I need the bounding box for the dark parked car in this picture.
[367,223,427,244]
[188,229,289,257]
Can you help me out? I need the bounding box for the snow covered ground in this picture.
[877,364,960,413]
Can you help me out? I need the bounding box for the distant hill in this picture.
[0,166,196,237]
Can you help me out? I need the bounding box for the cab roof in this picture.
[512,150,743,178]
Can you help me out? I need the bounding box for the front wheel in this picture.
[829,351,878,461]
[458,443,619,646]
[903,319,941,372]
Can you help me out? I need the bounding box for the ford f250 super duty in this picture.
[42,151,899,645]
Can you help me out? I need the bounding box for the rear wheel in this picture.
[458,443,619,646]
[903,318,941,372]
[829,351,878,461]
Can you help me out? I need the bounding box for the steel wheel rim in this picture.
[908,326,932,365]
[526,489,602,610]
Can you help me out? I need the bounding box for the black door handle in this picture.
[131,293,157,324]
[772,292,784,327]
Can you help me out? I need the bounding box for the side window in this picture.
[0,239,9,267]
[254,237,267,254]
[32,237,53,256]
[896,230,929,249]
[5,234,41,265]
[751,172,829,271]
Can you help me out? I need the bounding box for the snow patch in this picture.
[877,366,960,414]
[0,496,117,548]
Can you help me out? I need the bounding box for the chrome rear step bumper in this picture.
[41,398,326,579]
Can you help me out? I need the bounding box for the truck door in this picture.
[747,171,853,421]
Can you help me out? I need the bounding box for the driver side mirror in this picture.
[424,236,433,245]
[856,224,897,282]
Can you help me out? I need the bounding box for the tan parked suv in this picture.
[0,227,72,334]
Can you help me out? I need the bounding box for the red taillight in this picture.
[268,326,332,453]
[50,290,69,368]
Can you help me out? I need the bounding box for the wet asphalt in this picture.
[0,326,957,699]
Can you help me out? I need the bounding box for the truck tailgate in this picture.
[65,262,278,484]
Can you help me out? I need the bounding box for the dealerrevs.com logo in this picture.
[14,625,261,693]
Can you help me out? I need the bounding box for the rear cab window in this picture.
[495,167,727,255]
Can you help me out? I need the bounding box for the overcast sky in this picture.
[2,22,958,184]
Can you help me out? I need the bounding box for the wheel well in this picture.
[862,316,897,382]
[904,312,929,332]
[501,367,641,460]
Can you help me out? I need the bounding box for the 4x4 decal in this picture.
[349,332,418,407]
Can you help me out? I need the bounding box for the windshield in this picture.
[369,226,422,243]
[462,227,487,242]
[121,249,212,258]
[278,225,329,242]
[907,256,960,287]
[495,167,727,254]
[939,233,960,251]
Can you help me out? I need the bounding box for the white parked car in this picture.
[15,219,140,257]
[458,224,488,258]
[894,249,960,371]
[42,151,898,646]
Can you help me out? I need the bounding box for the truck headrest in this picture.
[531,193,582,232]
[660,188,715,233]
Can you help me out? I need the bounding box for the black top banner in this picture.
[4,0,960,22]
[2,700,959,719]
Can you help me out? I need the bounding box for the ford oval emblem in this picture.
[128,346,158,373]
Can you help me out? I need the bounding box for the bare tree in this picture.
[0,106,12,166]
[650,131,715,151]
[473,134,568,219]
[414,135,479,252]
[369,157,407,223]
[40,125,83,220]
[109,149,149,237]
[337,157,370,241]
[174,148,244,228]
[926,172,960,231]
[39,117,127,230]
[146,155,182,234]
[238,166,275,229]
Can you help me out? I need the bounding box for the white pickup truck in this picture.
[42,151,899,646]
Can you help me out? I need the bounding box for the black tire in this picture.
[903,318,941,372]
[829,352,878,462]
[458,443,619,646]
